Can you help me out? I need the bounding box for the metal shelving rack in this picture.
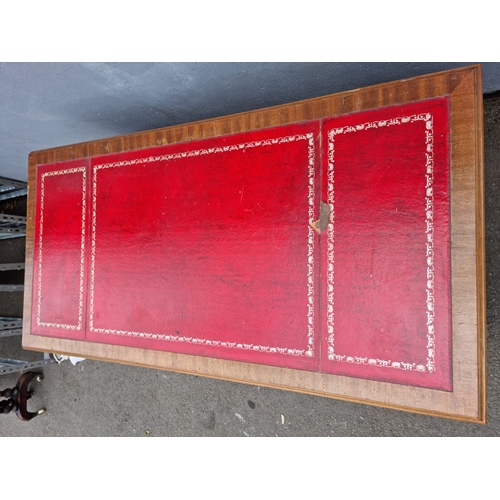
[1,176,55,375]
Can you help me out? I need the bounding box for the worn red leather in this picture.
[321,97,452,390]
[31,97,452,389]
[32,159,89,340]
[86,122,321,371]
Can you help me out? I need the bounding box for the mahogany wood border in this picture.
[22,65,486,422]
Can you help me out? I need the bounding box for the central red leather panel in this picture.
[86,122,321,371]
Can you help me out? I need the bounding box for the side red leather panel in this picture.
[321,97,452,390]
[32,159,89,340]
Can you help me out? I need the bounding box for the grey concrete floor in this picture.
[1,96,500,437]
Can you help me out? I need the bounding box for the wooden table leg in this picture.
[0,372,46,421]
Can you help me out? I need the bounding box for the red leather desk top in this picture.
[31,97,452,390]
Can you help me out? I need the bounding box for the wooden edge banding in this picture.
[447,65,486,423]
[22,154,36,347]
[22,65,485,422]
[22,335,485,424]
[474,66,487,423]
[29,65,477,161]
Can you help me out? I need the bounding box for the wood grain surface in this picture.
[22,65,486,422]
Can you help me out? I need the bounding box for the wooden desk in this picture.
[22,65,485,422]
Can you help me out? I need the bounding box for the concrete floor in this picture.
[1,96,499,437]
